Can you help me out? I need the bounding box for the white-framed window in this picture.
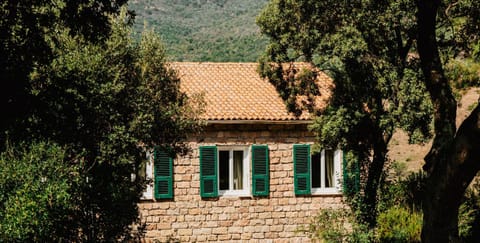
[217,146,250,196]
[200,145,269,198]
[294,145,344,196]
[141,150,154,200]
[141,148,174,200]
[311,149,342,194]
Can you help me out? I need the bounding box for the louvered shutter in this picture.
[200,146,218,198]
[252,145,269,196]
[294,144,311,195]
[154,147,173,199]
[343,152,360,195]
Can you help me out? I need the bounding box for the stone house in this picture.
[139,62,350,242]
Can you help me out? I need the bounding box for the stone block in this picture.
[270,225,284,232]
[265,232,278,239]
[204,220,218,228]
[196,235,207,242]
[284,225,298,232]
[253,233,265,239]
[188,208,201,215]
[272,212,285,218]
[171,222,188,230]
[241,232,252,240]
[207,235,217,241]
[157,223,171,230]
[233,219,249,226]
[159,203,169,209]
[193,228,212,235]
[219,220,233,227]
[212,227,228,235]
[279,198,289,205]
[177,228,192,236]
[244,225,255,233]
[266,219,273,225]
[218,234,231,241]
[145,223,156,230]
[228,226,243,234]
[258,212,270,219]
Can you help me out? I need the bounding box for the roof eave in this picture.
[206,119,312,125]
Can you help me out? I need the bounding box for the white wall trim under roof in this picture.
[206,120,312,125]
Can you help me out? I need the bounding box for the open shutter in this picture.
[342,151,360,195]
[200,146,218,198]
[154,147,173,199]
[252,145,269,196]
[294,144,311,195]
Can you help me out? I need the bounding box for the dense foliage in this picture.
[0,0,130,145]
[129,0,268,61]
[257,0,432,227]
[0,142,78,241]
[257,0,480,240]
[0,2,201,241]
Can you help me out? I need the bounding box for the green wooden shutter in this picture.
[200,146,218,198]
[342,151,360,195]
[154,147,173,199]
[294,144,311,195]
[252,145,269,196]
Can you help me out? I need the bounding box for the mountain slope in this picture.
[128,0,268,62]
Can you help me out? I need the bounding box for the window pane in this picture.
[233,151,243,190]
[219,151,229,190]
[311,153,321,188]
[325,150,335,187]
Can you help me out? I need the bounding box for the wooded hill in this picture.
[128,0,268,62]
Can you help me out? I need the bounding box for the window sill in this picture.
[311,188,342,196]
[139,197,154,201]
[219,190,251,197]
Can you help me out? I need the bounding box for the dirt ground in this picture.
[387,87,480,173]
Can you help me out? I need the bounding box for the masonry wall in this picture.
[139,124,344,242]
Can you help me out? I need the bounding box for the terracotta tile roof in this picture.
[170,62,333,122]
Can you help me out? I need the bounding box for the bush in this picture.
[300,207,374,243]
[459,179,480,242]
[0,141,79,241]
[445,58,480,89]
[376,206,422,242]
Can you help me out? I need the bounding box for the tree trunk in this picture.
[422,104,480,242]
[416,0,480,242]
[362,130,389,227]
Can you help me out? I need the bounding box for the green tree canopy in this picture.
[0,6,202,241]
[0,0,130,145]
[0,141,78,242]
[257,0,480,240]
[257,0,432,227]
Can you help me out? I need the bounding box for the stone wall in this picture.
[139,124,344,242]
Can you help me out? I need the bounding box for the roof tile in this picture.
[171,62,333,121]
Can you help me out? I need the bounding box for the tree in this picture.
[0,0,130,146]
[257,0,480,239]
[257,0,432,227]
[28,13,201,240]
[1,6,202,241]
[416,0,480,241]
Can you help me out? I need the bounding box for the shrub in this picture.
[445,58,480,89]
[0,141,79,241]
[376,206,422,242]
[300,207,374,243]
[459,179,480,242]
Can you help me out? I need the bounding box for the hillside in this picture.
[128,0,268,62]
[388,87,480,174]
